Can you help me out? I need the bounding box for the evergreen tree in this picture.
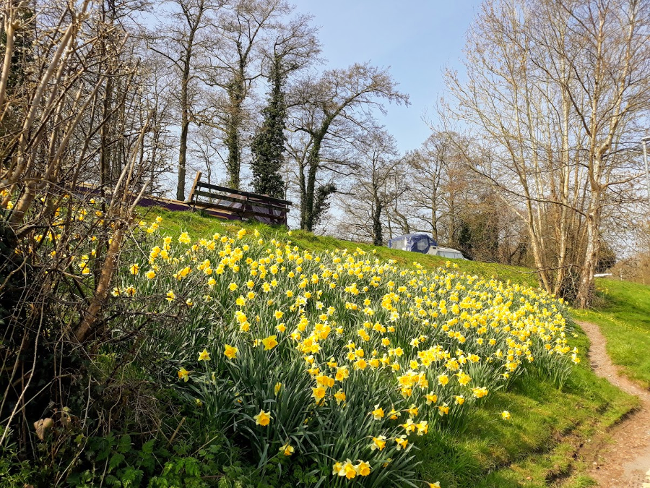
[251,54,286,199]
[312,183,336,227]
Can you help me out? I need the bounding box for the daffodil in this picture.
[253,409,271,426]
[312,386,326,403]
[224,344,238,359]
[337,460,356,479]
[371,435,386,451]
[280,443,294,456]
[177,368,189,382]
[416,421,428,435]
[262,335,278,350]
[353,358,367,370]
[198,349,210,361]
[371,405,384,420]
[395,435,408,450]
[425,393,438,404]
[356,461,371,476]
[334,389,346,404]
[472,387,488,398]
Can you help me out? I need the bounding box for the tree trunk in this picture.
[75,223,125,342]
[373,199,383,246]
[301,132,325,231]
[576,187,602,308]
[431,187,438,242]
[177,70,189,201]
[176,0,203,201]
[225,71,246,190]
[224,109,241,189]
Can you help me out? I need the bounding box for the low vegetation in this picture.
[3,0,650,485]
[0,205,643,486]
[574,278,650,389]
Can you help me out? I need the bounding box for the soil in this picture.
[575,321,650,487]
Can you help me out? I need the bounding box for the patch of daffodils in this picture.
[108,221,579,486]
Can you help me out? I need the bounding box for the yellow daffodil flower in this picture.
[280,443,294,456]
[224,344,238,359]
[262,335,278,350]
[371,435,387,451]
[253,409,271,426]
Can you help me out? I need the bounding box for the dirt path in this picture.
[575,321,650,487]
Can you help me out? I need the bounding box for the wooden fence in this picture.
[186,172,292,226]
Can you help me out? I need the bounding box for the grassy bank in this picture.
[142,208,539,287]
[416,325,637,488]
[573,278,650,389]
[141,208,638,486]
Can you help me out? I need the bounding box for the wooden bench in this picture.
[185,172,292,226]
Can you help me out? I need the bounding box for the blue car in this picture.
[388,233,466,259]
[387,233,438,254]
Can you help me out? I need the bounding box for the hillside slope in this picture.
[575,279,650,389]
[140,208,643,487]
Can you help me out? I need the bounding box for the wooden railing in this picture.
[186,172,292,226]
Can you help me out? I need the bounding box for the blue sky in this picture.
[291,0,484,153]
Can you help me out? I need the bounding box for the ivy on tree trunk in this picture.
[251,54,286,199]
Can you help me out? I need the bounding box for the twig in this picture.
[168,417,186,446]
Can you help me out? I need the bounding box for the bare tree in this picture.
[0,0,158,454]
[404,131,461,242]
[148,0,220,200]
[190,123,225,186]
[445,0,650,305]
[202,0,291,189]
[289,63,409,232]
[335,128,401,245]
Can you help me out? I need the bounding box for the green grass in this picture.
[144,208,639,486]
[142,207,540,288]
[573,278,650,389]
[287,229,541,288]
[416,325,638,487]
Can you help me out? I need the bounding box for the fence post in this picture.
[186,171,202,204]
